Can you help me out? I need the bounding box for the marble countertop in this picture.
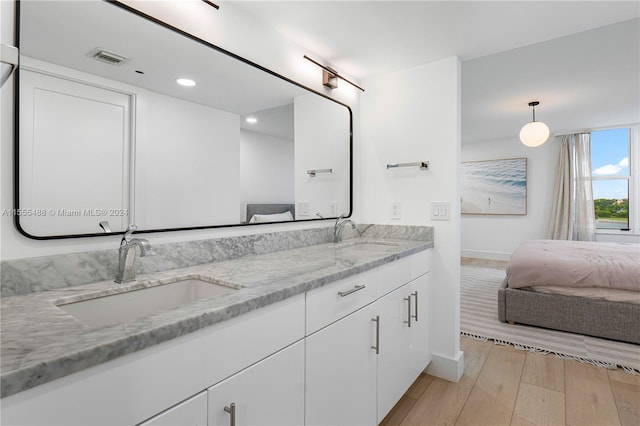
[1,236,432,398]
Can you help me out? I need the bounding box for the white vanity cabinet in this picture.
[207,341,305,426]
[305,249,431,425]
[139,391,208,426]
[376,274,430,421]
[305,303,379,426]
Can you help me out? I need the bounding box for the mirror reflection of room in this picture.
[17,0,350,238]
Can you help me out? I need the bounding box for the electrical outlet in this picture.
[298,202,310,216]
[330,202,338,216]
[390,202,401,220]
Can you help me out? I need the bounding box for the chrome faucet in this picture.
[333,214,358,243]
[115,225,154,284]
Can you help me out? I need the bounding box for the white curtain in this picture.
[547,133,596,241]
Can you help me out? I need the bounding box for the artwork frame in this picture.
[461,157,527,215]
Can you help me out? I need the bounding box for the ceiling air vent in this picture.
[87,48,129,66]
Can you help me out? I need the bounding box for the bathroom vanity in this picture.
[1,227,433,425]
[4,1,442,424]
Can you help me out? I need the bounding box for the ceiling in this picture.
[231,1,639,80]
[462,18,639,143]
[232,1,640,143]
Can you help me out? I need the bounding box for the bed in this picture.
[245,203,295,224]
[498,239,640,344]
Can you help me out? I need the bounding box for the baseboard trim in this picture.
[461,249,511,261]
[425,350,464,382]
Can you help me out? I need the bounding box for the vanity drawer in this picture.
[306,269,378,335]
[377,249,431,297]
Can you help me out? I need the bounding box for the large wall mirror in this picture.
[15,0,352,239]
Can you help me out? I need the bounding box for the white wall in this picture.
[1,0,361,260]
[361,57,463,381]
[136,90,240,229]
[240,130,294,222]
[461,137,561,260]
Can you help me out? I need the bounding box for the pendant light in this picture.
[519,101,550,147]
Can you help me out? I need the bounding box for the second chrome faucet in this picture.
[333,214,358,243]
[115,225,154,284]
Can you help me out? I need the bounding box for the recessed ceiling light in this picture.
[245,117,258,124]
[176,78,196,87]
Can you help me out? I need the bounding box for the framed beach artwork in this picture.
[461,158,527,215]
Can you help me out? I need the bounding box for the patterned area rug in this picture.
[460,266,640,373]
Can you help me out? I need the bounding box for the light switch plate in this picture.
[431,201,450,220]
[390,202,401,220]
[330,202,338,216]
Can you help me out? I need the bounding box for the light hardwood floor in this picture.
[460,257,508,270]
[379,259,640,426]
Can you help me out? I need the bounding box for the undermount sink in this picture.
[56,277,239,328]
[335,240,399,252]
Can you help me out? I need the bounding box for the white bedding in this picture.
[506,239,640,292]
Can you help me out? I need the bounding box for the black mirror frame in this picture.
[13,0,353,240]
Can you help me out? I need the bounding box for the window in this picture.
[589,127,637,232]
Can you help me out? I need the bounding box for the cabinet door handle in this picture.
[338,284,365,297]
[224,402,236,426]
[371,315,380,354]
[411,291,418,322]
[404,295,412,327]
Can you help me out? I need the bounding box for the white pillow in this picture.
[249,211,294,223]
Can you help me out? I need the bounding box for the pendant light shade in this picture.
[519,101,549,147]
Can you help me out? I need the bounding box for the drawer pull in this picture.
[224,403,236,426]
[371,315,380,354]
[412,291,418,322]
[338,284,365,297]
[404,295,412,327]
